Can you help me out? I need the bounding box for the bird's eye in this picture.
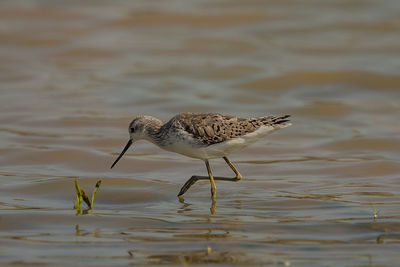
[130,127,135,133]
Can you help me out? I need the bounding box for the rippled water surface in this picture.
[1,0,400,266]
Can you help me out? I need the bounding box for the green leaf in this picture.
[90,180,102,209]
[74,178,82,211]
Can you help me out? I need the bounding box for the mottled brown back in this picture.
[170,113,290,146]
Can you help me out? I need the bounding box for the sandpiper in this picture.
[111,112,291,199]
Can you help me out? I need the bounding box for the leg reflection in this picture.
[177,195,216,214]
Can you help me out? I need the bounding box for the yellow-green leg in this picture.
[223,156,242,180]
[177,156,242,197]
[205,159,216,199]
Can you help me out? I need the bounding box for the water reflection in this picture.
[178,195,217,215]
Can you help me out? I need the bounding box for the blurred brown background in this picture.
[1,0,400,265]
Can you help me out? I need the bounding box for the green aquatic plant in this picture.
[372,205,379,222]
[73,178,102,213]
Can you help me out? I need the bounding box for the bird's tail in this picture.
[268,115,291,129]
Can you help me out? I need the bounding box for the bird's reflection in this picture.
[178,196,217,215]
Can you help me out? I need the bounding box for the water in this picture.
[1,0,400,266]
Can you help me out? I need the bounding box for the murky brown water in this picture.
[1,0,400,266]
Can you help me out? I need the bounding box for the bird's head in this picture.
[110,115,162,169]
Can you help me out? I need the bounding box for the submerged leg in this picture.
[177,157,243,197]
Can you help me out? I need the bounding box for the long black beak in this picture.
[111,139,133,169]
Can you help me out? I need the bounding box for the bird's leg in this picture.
[177,175,207,197]
[205,159,217,199]
[177,157,243,197]
[210,198,216,214]
[223,156,242,181]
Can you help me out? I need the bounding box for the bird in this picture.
[111,112,291,199]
